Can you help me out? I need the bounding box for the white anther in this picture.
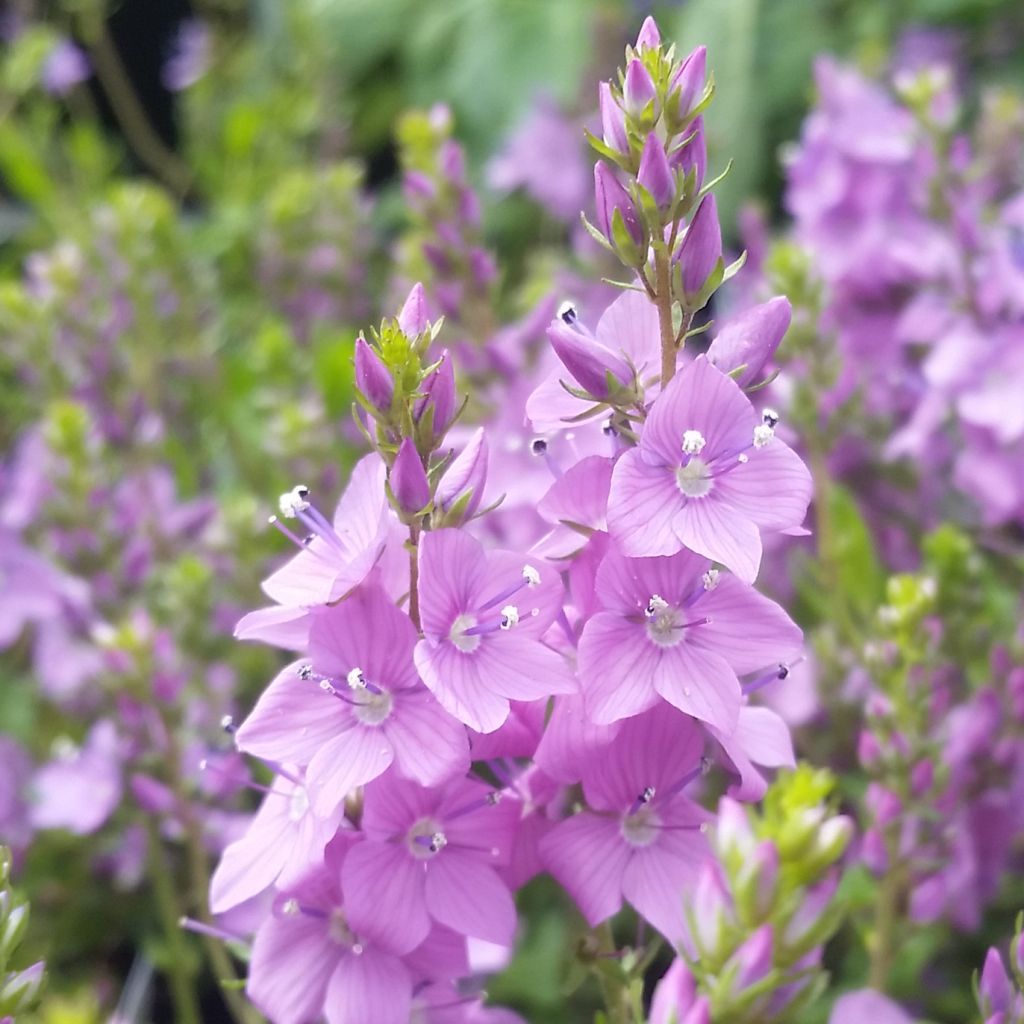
[557,300,578,324]
[347,667,366,690]
[500,605,520,629]
[522,564,541,587]
[298,664,314,680]
[645,594,669,617]
[640,786,656,803]
[702,569,720,591]
[762,408,780,428]
[282,898,300,916]
[429,831,448,853]
[737,453,749,463]
[681,429,707,455]
[278,485,311,518]
[752,424,775,448]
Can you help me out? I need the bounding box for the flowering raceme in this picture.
[214,17,817,1023]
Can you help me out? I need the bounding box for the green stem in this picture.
[654,248,676,388]
[145,821,202,1024]
[157,707,264,1024]
[408,525,421,631]
[868,860,904,992]
[84,24,194,199]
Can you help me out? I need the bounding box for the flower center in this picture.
[646,602,682,647]
[675,457,712,498]
[408,818,447,860]
[622,805,660,847]
[354,689,393,726]
[450,613,481,653]
[328,908,357,946]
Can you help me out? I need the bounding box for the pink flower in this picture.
[247,845,423,1024]
[341,773,520,950]
[540,708,710,943]
[209,771,346,914]
[577,544,802,731]
[236,586,468,815]
[414,530,576,733]
[607,356,812,581]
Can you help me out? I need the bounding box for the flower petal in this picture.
[425,851,517,945]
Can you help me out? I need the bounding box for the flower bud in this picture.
[390,439,431,517]
[706,296,791,387]
[634,16,662,52]
[783,876,838,952]
[415,350,457,437]
[638,133,675,209]
[1,904,29,956]
[715,796,756,862]
[436,428,488,522]
[980,948,1014,1014]
[865,785,901,826]
[594,163,643,250]
[599,82,629,155]
[856,728,882,768]
[623,59,656,120]
[650,959,698,1024]
[688,862,733,959]
[681,999,711,1024]
[910,758,934,796]
[861,827,888,875]
[0,962,44,1013]
[354,335,393,415]
[547,314,633,400]
[675,194,722,302]
[671,116,707,190]
[734,840,779,922]
[811,814,853,866]
[669,45,707,124]
[398,282,430,337]
[728,925,774,991]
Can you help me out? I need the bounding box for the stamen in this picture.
[413,831,448,853]
[500,605,520,629]
[179,916,246,944]
[681,429,707,455]
[558,301,578,325]
[702,569,720,591]
[743,662,792,696]
[761,408,780,429]
[530,438,548,456]
[446,792,503,820]
[645,594,669,617]
[298,663,315,680]
[347,667,366,690]
[220,715,236,734]
[603,418,617,437]
[522,564,541,587]
[753,423,774,448]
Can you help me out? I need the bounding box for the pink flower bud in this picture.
[707,295,791,386]
[599,82,629,154]
[398,282,430,337]
[671,115,707,188]
[669,45,707,122]
[634,16,662,52]
[436,428,488,519]
[547,313,632,399]
[354,335,394,414]
[415,349,456,435]
[390,439,431,516]
[675,194,722,299]
[623,59,656,119]
[594,163,642,245]
[638,133,675,208]
[980,948,1014,1013]
[729,924,774,990]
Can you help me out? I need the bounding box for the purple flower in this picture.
[241,456,405,616]
[577,545,801,730]
[210,771,346,914]
[30,721,122,835]
[593,163,643,248]
[606,356,813,581]
[599,82,629,155]
[669,46,707,124]
[398,282,430,337]
[246,846,418,1024]
[162,19,210,91]
[41,40,89,96]
[540,707,710,943]
[236,586,468,815]
[414,530,575,733]
[341,773,520,949]
[634,16,662,51]
[435,428,488,520]
[623,59,656,120]
[414,349,457,436]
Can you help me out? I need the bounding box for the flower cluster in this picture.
[218,19,816,1022]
